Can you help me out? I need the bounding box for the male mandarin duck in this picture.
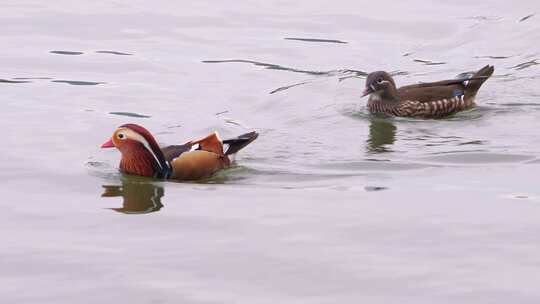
[101,123,258,180]
[362,65,494,118]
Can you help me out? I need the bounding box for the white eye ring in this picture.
[377,78,384,84]
[117,133,126,140]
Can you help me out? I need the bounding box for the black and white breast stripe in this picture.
[423,95,470,116]
[368,101,403,116]
[368,94,472,117]
[369,101,415,117]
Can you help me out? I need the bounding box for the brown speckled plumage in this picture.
[368,94,472,118]
[363,65,494,118]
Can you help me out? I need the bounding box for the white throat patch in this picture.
[370,92,382,101]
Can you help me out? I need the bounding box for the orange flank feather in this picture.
[188,132,224,156]
[170,150,229,180]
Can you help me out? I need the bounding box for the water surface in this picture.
[2,1,540,303]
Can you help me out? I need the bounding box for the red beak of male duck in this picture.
[101,138,115,148]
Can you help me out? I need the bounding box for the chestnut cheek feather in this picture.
[118,144,157,177]
[120,158,155,177]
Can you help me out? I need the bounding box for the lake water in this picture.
[2,1,540,303]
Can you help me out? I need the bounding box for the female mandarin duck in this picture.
[101,123,258,180]
[362,65,494,118]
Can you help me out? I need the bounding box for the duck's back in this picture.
[396,80,470,118]
[398,80,466,103]
[395,65,494,117]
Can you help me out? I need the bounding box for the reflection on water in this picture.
[101,178,164,214]
[367,118,396,153]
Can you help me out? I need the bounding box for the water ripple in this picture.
[95,50,133,55]
[509,60,539,70]
[109,112,151,118]
[52,80,105,85]
[284,37,348,44]
[202,59,355,76]
[50,50,84,55]
[0,79,31,83]
[519,14,535,22]
[413,59,446,65]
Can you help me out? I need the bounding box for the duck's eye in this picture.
[117,133,126,140]
[377,78,384,84]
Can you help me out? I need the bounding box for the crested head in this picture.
[362,71,398,101]
[101,124,170,178]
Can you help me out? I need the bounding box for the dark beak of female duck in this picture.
[101,138,115,148]
[361,86,374,97]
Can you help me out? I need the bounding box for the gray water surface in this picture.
[2,1,540,303]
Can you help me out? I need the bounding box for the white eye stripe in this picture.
[119,128,168,170]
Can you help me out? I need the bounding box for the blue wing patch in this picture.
[453,90,464,97]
